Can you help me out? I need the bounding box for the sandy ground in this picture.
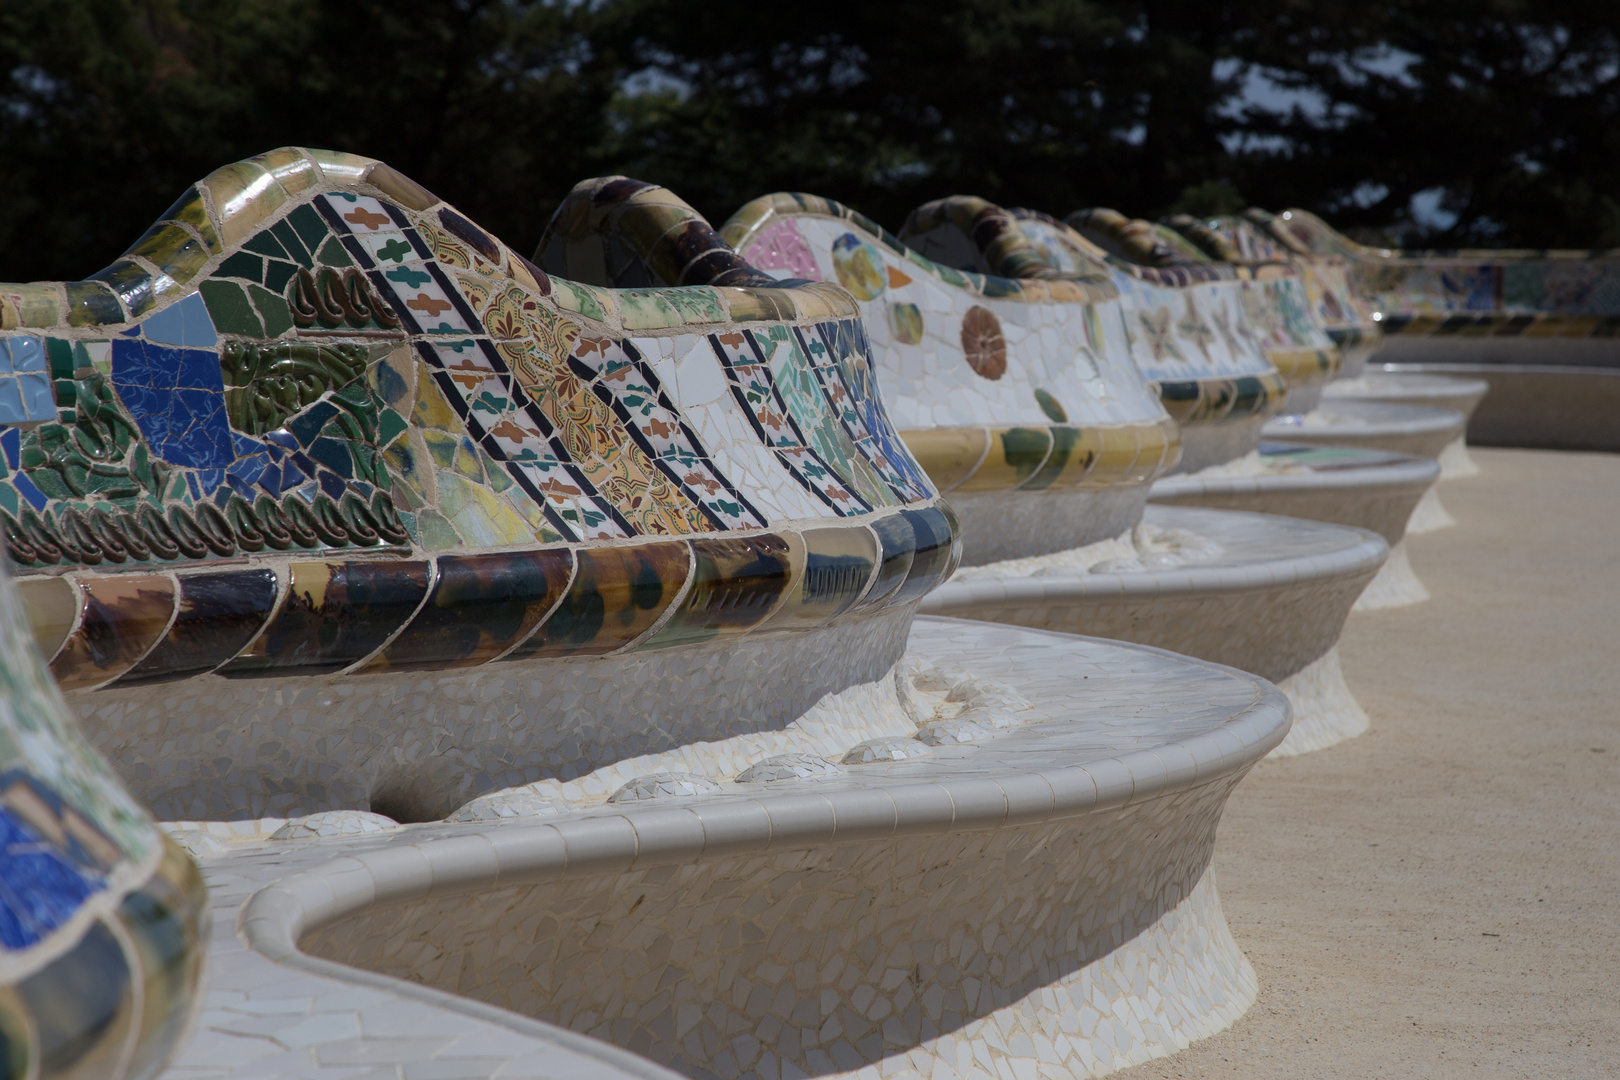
[1126,448,1620,1080]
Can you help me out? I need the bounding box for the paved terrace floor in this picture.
[1126,447,1620,1080]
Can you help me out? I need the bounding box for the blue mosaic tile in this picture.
[0,336,46,375]
[10,472,47,510]
[110,339,235,468]
[0,378,25,425]
[318,469,346,499]
[17,373,54,421]
[0,803,105,949]
[141,292,218,349]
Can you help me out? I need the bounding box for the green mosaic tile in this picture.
[159,185,221,252]
[198,280,265,336]
[263,259,297,292]
[414,507,462,550]
[286,204,332,253]
[549,278,608,322]
[216,251,264,282]
[247,283,293,338]
[664,287,726,325]
[2,284,60,327]
[618,289,682,330]
[317,237,354,268]
[65,281,124,326]
[377,408,409,447]
[243,231,290,260]
[422,429,459,470]
[268,219,313,269]
[45,339,73,379]
[477,448,513,492]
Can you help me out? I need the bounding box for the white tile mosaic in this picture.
[921,505,1385,754]
[166,619,1288,1080]
[1151,444,1441,547]
[73,604,919,823]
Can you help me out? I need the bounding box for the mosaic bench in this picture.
[176,618,1290,1080]
[1051,207,1341,415]
[0,147,957,822]
[917,203,1442,607]
[878,196,1433,614]
[1165,210,1383,379]
[1256,208,1620,452]
[1053,208,1466,474]
[898,201,1288,473]
[1170,212,1482,476]
[537,181,1388,754]
[1321,373,1487,478]
[541,180,1184,566]
[0,148,1297,1080]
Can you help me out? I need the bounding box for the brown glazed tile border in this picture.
[24,504,959,691]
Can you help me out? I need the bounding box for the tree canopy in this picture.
[2,0,1616,281]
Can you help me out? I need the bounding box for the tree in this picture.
[1233,0,1620,248]
[0,0,612,281]
[2,0,1616,280]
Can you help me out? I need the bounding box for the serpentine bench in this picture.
[1172,211,1481,476]
[1253,207,1618,452]
[903,203,1289,472]
[537,180,1388,752]
[0,148,1293,1080]
[886,198,1436,610]
[1060,208,1467,467]
[1051,207,1342,415]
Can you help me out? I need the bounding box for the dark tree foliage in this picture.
[1234,0,1620,248]
[2,0,1616,282]
[0,0,614,281]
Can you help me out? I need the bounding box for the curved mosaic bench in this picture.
[1150,442,1441,607]
[4,151,1290,1078]
[1056,207,1342,415]
[1256,208,1620,451]
[1322,371,1488,478]
[903,203,1287,473]
[884,196,1428,608]
[537,183,1387,755]
[1180,210,1484,476]
[716,192,1183,563]
[542,182,1183,565]
[171,619,1289,1080]
[1166,211,1383,378]
[0,148,961,821]
[1264,399,1466,461]
[0,552,207,1079]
